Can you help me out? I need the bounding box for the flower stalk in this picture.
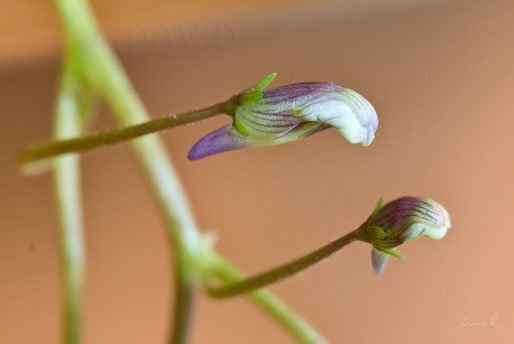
[206,230,359,298]
[16,103,224,166]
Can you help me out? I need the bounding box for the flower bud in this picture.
[357,197,451,274]
[188,74,378,160]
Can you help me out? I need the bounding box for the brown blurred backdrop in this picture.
[1,0,513,343]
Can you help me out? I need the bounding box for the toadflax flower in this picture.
[188,73,378,160]
[356,197,451,274]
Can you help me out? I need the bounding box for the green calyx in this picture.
[356,198,384,242]
[356,198,406,261]
[238,90,263,107]
[221,73,277,136]
[367,226,385,240]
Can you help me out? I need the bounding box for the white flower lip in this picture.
[296,87,378,146]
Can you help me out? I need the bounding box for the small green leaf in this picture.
[250,73,277,92]
[367,198,384,224]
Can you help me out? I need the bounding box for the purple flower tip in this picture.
[188,125,249,160]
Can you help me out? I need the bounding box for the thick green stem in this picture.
[207,253,328,344]
[51,1,327,343]
[53,62,86,344]
[53,1,202,343]
[17,104,224,165]
[207,230,358,298]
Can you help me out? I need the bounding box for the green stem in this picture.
[207,230,358,298]
[207,253,328,344]
[53,61,86,344]
[16,104,224,165]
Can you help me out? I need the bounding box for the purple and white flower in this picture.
[188,75,378,160]
[357,197,451,274]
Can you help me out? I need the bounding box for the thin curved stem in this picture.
[207,230,359,298]
[16,104,224,165]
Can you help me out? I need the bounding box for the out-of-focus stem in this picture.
[53,1,202,342]
[206,253,329,344]
[53,62,86,344]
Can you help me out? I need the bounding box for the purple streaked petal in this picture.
[250,83,345,113]
[236,107,301,137]
[372,197,450,240]
[261,82,343,103]
[275,121,329,141]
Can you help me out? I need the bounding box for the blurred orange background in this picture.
[1,0,513,343]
